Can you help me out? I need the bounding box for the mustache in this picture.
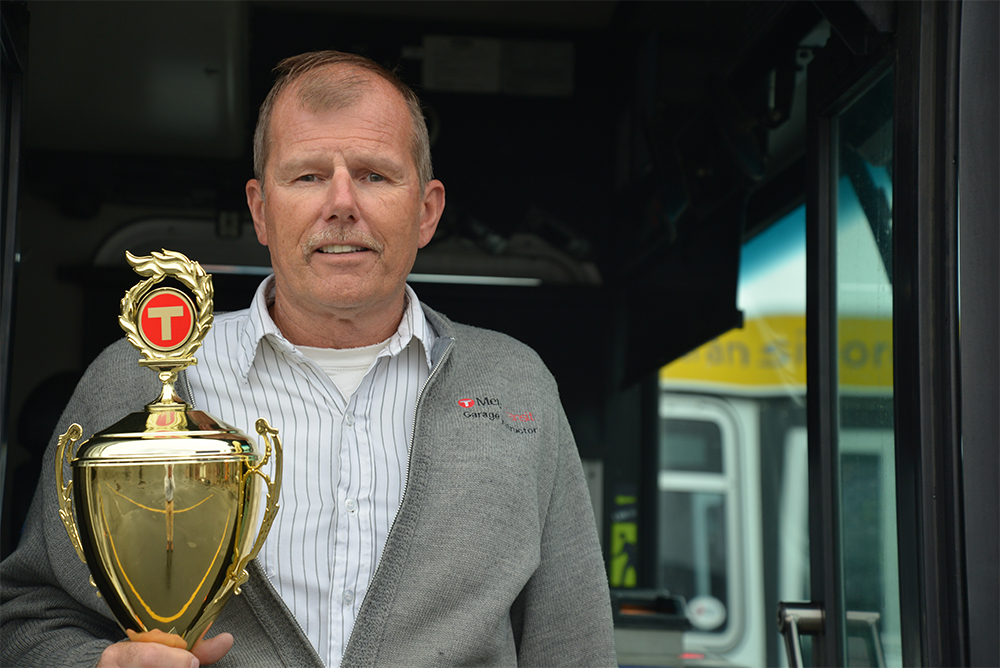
[302,227,384,255]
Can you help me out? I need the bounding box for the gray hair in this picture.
[252,51,433,189]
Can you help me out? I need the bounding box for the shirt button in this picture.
[344,589,355,605]
[344,498,357,513]
[345,412,355,426]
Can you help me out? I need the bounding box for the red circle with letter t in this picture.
[138,288,195,351]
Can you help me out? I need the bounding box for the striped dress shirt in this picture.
[186,277,435,666]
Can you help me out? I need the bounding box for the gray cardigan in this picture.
[1,307,616,667]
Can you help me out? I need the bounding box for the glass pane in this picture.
[835,69,902,667]
[660,420,723,473]
[658,205,808,667]
[657,490,729,632]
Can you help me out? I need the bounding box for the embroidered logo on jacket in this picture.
[457,396,538,434]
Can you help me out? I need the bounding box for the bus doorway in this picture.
[1,4,996,668]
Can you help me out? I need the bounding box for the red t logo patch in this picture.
[139,289,194,350]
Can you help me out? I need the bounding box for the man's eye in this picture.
[365,173,385,183]
[298,174,318,182]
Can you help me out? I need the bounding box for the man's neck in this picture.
[268,292,407,349]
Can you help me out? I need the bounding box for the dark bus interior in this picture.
[3,0,846,558]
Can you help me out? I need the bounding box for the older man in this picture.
[0,51,616,667]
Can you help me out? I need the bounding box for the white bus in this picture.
[640,196,899,667]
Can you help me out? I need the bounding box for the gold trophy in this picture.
[54,249,282,650]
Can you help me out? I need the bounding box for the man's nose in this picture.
[321,172,360,222]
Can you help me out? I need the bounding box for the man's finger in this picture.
[192,632,234,666]
[97,640,198,668]
[125,628,188,649]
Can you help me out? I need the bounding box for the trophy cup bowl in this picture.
[53,250,281,651]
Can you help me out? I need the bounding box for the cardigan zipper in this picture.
[340,337,455,660]
[179,370,195,408]
[255,561,325,665]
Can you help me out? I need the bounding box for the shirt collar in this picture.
[384,284,437,369]
[237,276,437,377]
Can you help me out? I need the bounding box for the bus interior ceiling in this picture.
[5,1,827,553]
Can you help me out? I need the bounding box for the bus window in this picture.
[660,419,723,473]
[658,490,728,627]
[656,396,752,659]
[834,67,900,667]
[658,418,730,629]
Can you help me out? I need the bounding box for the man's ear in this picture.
[417,179,446,248]
[246,179,268,246]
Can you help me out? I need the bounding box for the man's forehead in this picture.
[280,66,400,116]
[273,89,407,143]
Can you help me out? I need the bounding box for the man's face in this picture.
[246,75,444,337]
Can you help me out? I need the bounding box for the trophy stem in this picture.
[139,359,195,409]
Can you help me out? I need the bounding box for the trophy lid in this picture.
[72,408,260,465]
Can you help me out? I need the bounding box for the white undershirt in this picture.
[298,339,391,401]
[186,278,435,666]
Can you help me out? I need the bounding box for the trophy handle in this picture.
[228,418,283,594]
[54,423,88,564]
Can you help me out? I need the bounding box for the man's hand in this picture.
[96,628,234,667]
